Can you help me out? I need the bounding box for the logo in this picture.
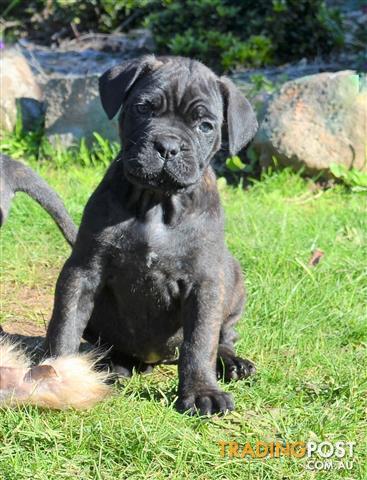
[218,440,355,471]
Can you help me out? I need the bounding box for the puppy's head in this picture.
[99,55,257,193]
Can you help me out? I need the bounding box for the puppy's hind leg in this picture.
[217,343,256,382]
[110,351,156,378]
[83,326,156,379]
[216,263,256,382]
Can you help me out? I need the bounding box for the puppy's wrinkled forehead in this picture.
[99,55,258,156]
[131,58,222,114]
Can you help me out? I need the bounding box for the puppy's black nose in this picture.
[154,138,180,160]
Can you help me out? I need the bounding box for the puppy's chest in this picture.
[112,217,185,273]
[107,218,186,311]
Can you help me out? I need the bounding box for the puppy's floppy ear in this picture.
[219,76,258,155]
[99,55,157,120]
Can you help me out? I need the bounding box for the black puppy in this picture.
[46,55,258,415]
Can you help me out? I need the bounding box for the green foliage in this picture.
[1,0,153,43]
[225,155,246,172]
[0,129,119,168]
[330,163,367,192]
[148,0,344,71]
[91,0,151,30]
[0,128,43,161]
[2,0,344,71]
[248,74,277,96]
[267,0,344,61]
[221,35,274,71]
[225,152,259,175]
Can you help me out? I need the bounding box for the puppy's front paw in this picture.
[176,388,234,416]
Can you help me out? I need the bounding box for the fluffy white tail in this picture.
[0,337,111,409]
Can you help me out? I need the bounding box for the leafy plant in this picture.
[0,128,42,161]
[248,74,276,96]
[226,155,246,172]
[148,0,344,71]
[265,0,344,62]
[2,1,345,71]
[1,0,154,44]
[330,163,367,192]
[221,35,273,71]
[0,129,119,168]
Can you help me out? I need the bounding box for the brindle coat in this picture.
[46,56,258,415]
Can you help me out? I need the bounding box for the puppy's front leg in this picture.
[177,279,234,415]
[46,255,103,357]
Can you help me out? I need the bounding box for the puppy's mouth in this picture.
[124,159,201,193]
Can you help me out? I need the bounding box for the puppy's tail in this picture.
[0,154,77,246]
[0,337,111,409]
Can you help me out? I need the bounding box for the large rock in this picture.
[19,30,155,146]
[0,50,44,131]
[44,75,119,146]
[253,71,367,174]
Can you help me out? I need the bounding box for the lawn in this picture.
[0,158,366,479]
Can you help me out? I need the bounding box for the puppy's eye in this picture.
[199,121,214,133]
[136,103,151,114]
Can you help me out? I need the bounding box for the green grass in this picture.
[0,158,366,479]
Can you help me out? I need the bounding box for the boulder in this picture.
[0,49,44,132]
[253,71,367,174]
[19,30,155,146]
[43,75,119,146]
